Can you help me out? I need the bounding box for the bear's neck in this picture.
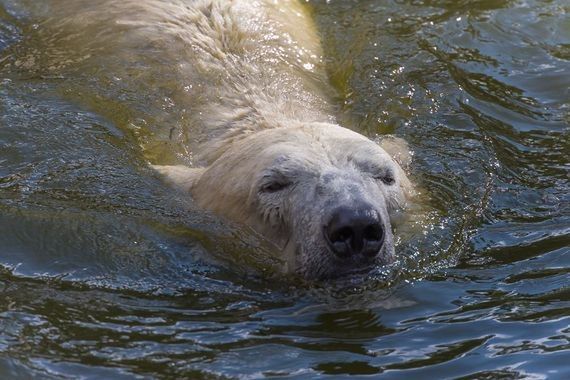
[195,73,336,139]
[176,0,339,147]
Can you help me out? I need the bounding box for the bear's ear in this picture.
[151,165,204,192]
[377,136,412,169]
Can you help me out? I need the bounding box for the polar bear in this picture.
[143,0,414,279]
[39,0,412,279]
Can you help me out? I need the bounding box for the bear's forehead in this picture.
[255,125,380,154]
[266,130,387,155]
[232,124,395,173]
[262,140,393,174]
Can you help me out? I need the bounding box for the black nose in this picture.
[324,205,385,258]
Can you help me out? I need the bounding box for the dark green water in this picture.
[0,0,568,378]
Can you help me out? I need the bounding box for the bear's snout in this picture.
[324,204,385,259]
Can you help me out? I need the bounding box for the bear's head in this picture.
[153,123,413,280]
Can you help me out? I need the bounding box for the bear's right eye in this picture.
[261,181,290,193]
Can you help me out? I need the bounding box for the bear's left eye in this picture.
[372,171,395,185]
[355,160,395,186]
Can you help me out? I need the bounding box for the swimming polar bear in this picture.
[145,0,415,279]
[40,0,413,279]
